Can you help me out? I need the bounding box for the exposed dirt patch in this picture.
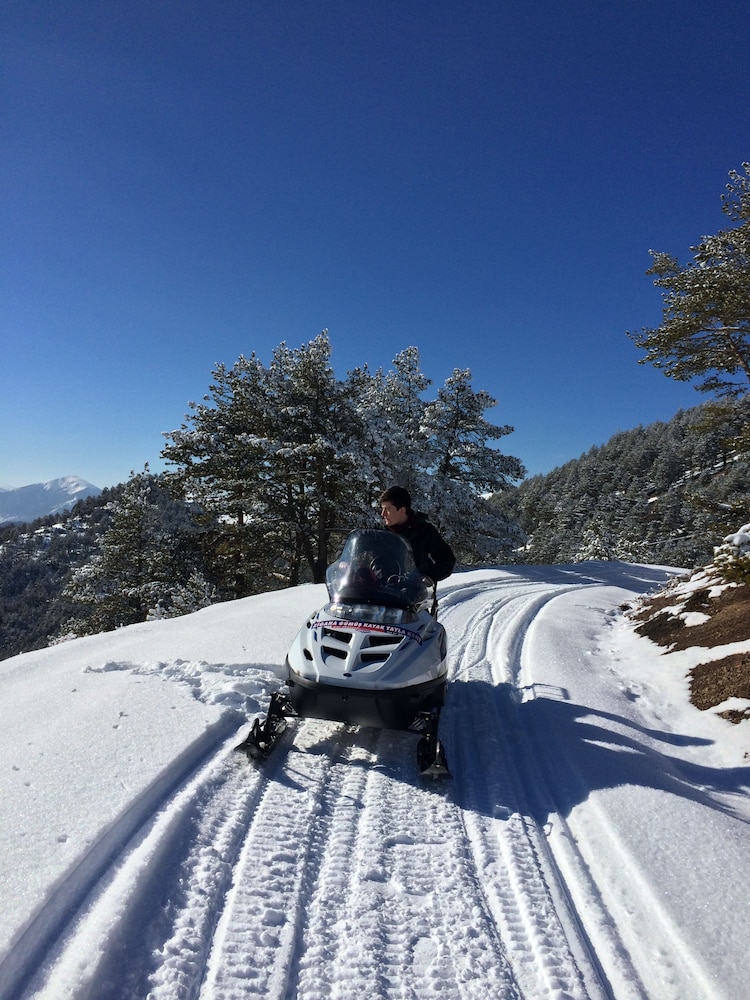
[629,580,750,723]
[690,653,750,721]
[633,584,749,651]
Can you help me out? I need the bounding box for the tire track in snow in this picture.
[288,726,385,999]
[284,724,521,999]
[26,717,342,1000]
[200,721,521,999]
[13,725,263,1000]
[355,730,521,1000]
[440,581,611,1000]
[140,731,302,1000]
[513,593,722,999]
[197,719,344,1000]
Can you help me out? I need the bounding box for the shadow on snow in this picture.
[447,678,750,826]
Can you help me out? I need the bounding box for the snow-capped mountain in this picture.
[0,476,101,526]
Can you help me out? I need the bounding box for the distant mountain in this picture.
[0,477,102,525]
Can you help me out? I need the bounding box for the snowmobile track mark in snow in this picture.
[439,585,612,999]
[200,719,367,998]
[9,729,271,1000]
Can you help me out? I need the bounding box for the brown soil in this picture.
[690,653,750,722]
[629,582,750,723]
[632,584,749,651]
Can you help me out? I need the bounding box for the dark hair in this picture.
[378,485,412,512]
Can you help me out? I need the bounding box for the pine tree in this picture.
[264,333,370,582]
[419,368,526,561]
[422,369,525,494]
[163,332,371,589]
[346,346,432,495]
[713,522,750,584]
[629,164,750,401]
[62,470,177,634]
[164,334,529,582]
[148,568,216,619]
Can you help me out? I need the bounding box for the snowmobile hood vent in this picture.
[320,626,404,667]
[320,626,353,660]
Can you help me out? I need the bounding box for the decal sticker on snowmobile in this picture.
[314,619,423,644]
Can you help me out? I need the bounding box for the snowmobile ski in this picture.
[236,691,297,759]
[415,708,451,778]
[418,740,450,778]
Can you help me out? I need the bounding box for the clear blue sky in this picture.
[2,1,748,490]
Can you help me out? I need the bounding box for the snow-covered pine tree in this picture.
[629,164,750,402]
[713,522,750,584]
[62,469,180,635]
[148,568,217,620]
[423,369,525,493]
[163,332,371,589]
[263,332,370,582]
[164,335,530,582]
[347,347,432,496]
[419,368,526,562]
[162,351,276,596]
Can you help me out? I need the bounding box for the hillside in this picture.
[495,398,750,567]
[626,527,750,722]
[0,479,203,661]
[0,489,117,660]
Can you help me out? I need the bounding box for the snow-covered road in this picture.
[1,564,749,999]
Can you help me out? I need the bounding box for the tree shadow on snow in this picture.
[446,679,750,825]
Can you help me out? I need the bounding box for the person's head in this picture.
[379,486,411,527]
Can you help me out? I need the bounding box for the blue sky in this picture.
[2,1,748,490]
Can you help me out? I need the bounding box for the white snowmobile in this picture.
[239,528,450,776]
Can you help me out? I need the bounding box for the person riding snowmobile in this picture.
[378,486,456,584]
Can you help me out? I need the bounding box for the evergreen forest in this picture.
[2,397,748,662]
[492,398,750,567]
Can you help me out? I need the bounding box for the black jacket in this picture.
[388,511,456,582]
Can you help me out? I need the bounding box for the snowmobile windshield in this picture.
[326,529,429,610]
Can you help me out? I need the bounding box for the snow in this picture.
[723,522,750,550]
[1,564,748,999]
[0,478,101,525]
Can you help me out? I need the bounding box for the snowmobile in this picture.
[238,528,450,777]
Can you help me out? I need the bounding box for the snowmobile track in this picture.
[440,583,612,1000]
[201,720,523,1000]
